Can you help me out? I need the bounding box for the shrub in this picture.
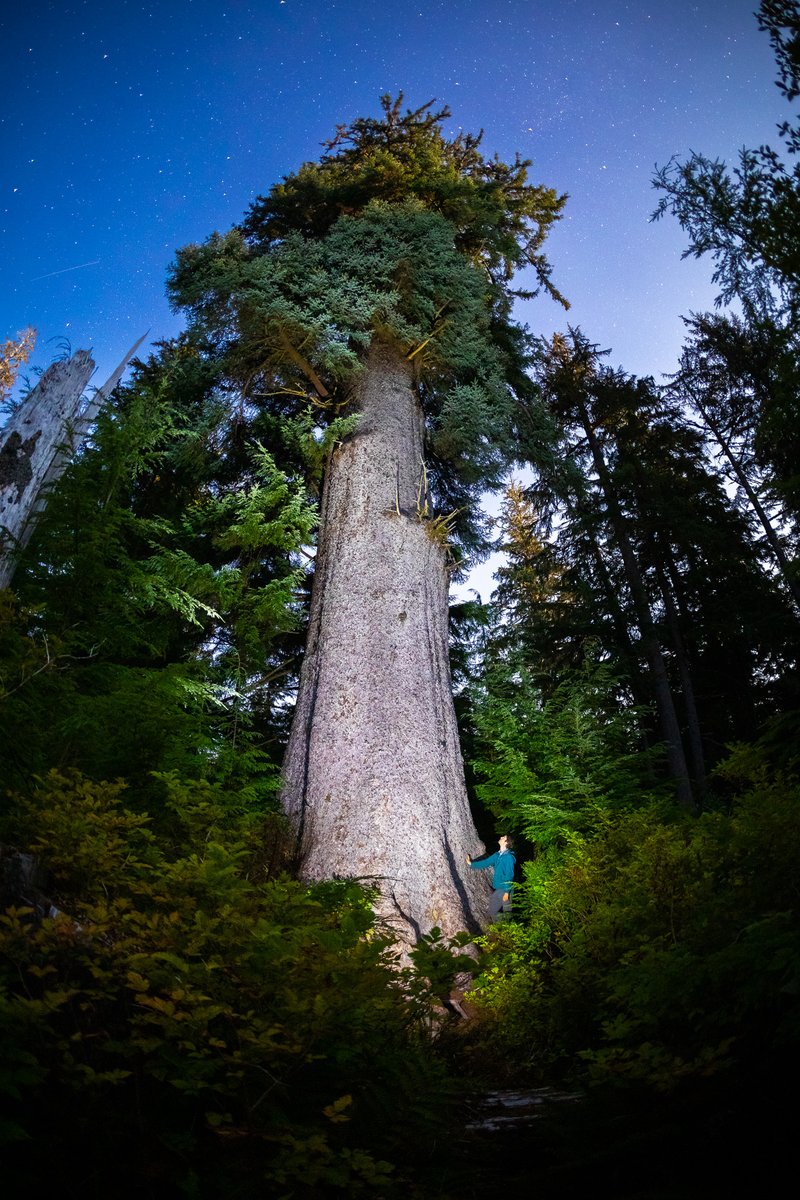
[0,771,455,1196]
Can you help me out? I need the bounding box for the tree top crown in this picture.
[243,93,567,302]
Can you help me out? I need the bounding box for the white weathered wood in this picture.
[72,332,148,443]
[281,340,489,945]
[0,334,147,588]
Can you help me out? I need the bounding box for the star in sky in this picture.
[0,1,782,423]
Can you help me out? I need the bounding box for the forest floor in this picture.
[419,1080,796,1200]
[413,1050,794,1199]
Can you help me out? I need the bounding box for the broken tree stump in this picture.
[0,335,146,589]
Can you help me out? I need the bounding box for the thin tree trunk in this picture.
[653,547,707,796]
[578,521,650,708]
[696,399,800,615]
[281,340,489,942]
[578,406,696,811]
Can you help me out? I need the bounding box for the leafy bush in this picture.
[469,657,661,851]
[470,746,800,1092]
[0,771,455,1197]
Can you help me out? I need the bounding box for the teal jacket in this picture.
[469,849,515,892]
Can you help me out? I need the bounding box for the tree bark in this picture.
[281,340,489,942]
[0,351,95,586]
[0,336,146,589]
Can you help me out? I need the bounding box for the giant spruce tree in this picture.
[169,97,566,940]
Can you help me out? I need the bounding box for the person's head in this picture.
[498,834,514,851]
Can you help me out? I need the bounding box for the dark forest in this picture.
[1,3,799,1196]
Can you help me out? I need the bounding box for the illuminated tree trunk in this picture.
[281,340,489,942]
[0,351,94,587]
[0,336,145,589]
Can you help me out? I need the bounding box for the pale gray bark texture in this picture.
[0,351,94,587]
[281,340,489,943]
[0,336,145,589]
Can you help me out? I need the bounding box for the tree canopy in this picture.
[168,95,568,556]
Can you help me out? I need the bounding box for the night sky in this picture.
[0,1,787,591]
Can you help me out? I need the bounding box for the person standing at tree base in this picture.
[467,835,516,923]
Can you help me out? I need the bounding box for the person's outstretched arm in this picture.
[466,851,499,868]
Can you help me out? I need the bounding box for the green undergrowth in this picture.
[0,770,463,1198]
[2,745,799,1197]
[465,741,800,1097]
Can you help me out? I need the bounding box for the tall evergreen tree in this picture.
[510,330,793,810]
[1,335,316,804]
[533,333,696,809]
[653,0,800,516]
[667,312,800,612]
[168,96,567,940]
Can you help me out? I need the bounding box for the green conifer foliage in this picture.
[0,336,317,803]
[652,1,800,514]
[168,95,567,552]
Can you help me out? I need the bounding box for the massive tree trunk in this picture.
[281,340,489,942]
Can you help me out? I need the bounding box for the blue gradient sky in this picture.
[2,0,785,390]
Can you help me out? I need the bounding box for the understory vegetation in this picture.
[0,772,461,1196]
[2,4,800,1195]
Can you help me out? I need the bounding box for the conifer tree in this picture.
[513,330,796,809]
[653,1,800,516]
[168,96,567,939]
[1,336,317,804]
